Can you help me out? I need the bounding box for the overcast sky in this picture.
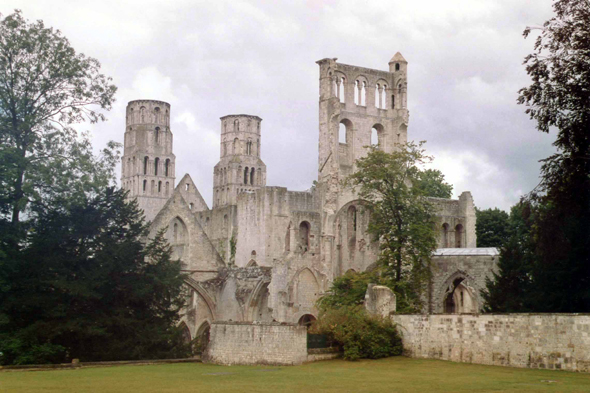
[3,0,557,211]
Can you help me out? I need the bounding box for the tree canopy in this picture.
[0,188,191,365]
[0,10,117,226]
[475,207,511,248]
[345,142,438,312]
[485,0,590,312]
[414,169,453,199]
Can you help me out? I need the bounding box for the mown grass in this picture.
[2,357,590,393]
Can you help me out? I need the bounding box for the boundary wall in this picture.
[203,321,308,366]
[392,314,590,372]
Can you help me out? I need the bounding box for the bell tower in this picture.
[213,115,267,208]
[120,99,176,222]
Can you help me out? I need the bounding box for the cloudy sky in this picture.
[3,0,557,211]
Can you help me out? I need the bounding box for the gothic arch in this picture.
[185,277,217,320]
[245,280,271,322]
[437,270,481,314]
[293,267,320,309]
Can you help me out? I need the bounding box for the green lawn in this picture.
[2,357,590,393]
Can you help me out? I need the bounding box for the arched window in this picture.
[155,127,160,144]
[381,84,387,108]
[354,80,359,105]
[166,182,169,196]
[158,181,162,193]
[339,123,347,144]
[361,81,367,105]
[442,223,449,248]
[371,128,379,146]
[143,156,148,175]
[455,224,464,248]
[150,180,155,194]
[154,157,159,175]
[391,94,395,109]
[132,156,136,174]
[223,214,228,231]
[244,167,249,184]
[372,124,384,149]
[375,84,380,108]
[257,168,261,186]
[143,179,147,192]
[165,159,170,176]
[173,223,178,242]
[299,221,310,253]
[154,107,160,123]
[339,76,345,102]
[250,167,255,185]
[395,63,400,71]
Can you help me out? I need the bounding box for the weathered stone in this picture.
[364,284,396,318]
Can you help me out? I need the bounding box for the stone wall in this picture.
[203,321,308,366]
[392,314,590,372]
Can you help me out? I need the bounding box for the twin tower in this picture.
[120,101,266,221]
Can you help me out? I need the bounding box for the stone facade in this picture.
[121,55,495,346]
[203,322,308,366]
[392,314,590,372]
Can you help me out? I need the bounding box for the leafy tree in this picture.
[0,10,117,227]
[475,207,511,248]
[345,142,437,312]
[0,188,191,365]
[482,202,536,312]
[515,0,590,312]
[414,169,453,199]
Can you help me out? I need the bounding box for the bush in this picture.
[310,305,403,361]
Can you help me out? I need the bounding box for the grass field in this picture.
[2,357,590,393]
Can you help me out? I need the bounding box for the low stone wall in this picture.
[392,314,590,372]
[203,321,308,366]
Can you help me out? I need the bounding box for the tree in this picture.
[345,142,438,312]
[0,10,117,227]
[0,188,191,365]
[482,202,535,312]
[515,0,590,311]
[475,207,511,248]
[414,169,453,199]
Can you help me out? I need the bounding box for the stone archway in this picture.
[195,321,211,354]
[298,314,317,329]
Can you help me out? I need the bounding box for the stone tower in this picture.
[120,99,176,222]
[315,55,410,261]
[316,54,409,183]
[213,115,267,208]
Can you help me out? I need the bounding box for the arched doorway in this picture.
[195,321,211,354]
[443,277,477,313]
[298,314,316,329]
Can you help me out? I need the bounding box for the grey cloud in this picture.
[5,0,557,210]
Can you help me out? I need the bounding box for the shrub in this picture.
[310,305,402,361]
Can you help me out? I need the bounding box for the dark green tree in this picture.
[414,169,453,199]
[345,142,438,312]
[0,10,117,227]
[475,207,511,248]
[482,202,536,312]
[0,188,190,365]
[515,0,590,312]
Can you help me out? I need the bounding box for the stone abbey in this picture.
[120,54,498,344]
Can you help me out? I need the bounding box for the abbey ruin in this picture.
[120,54,499,345]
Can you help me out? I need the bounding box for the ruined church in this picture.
[120,54,498,343]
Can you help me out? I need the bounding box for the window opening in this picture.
[339,123,346,144]
[154,157,159,175]
[143,156,148,175]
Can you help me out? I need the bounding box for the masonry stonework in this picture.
[121,55,494,350]
[392,314,590,372]
[203,322,308,366]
